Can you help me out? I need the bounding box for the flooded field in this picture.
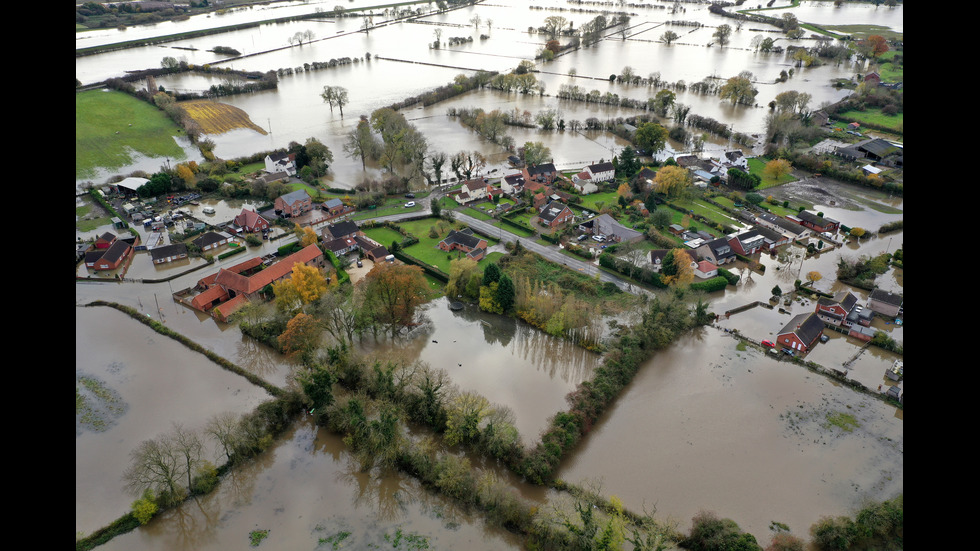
[75,0,900,189]
[557,326,903,541]
[96,417,531,551]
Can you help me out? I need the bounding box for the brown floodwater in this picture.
[358,297,602,441]
[96,417,530,551]
[76,306,275,536]
[556,327,903,542]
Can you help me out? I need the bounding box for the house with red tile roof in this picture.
[234,208,270,233]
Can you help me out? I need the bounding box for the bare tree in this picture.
[124,431,187,505]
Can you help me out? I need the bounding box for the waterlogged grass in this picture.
[824,411,860,433]
[76,90,187,180]
[249,529,269,546]
[76,374,127,432]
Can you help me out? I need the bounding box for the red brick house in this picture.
[234,208,270,233]
[776,312,825,354]
[94,232,117,249]
[274,189,312,218]
[85,239,134,271]
[538,201,574,228]
[321,198,354,219]
[438,229,488,261]
[794,211,840,233]
[522,163,558,185]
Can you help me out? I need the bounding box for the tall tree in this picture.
[278,312,321,356]
[652,165,691,197]
[634,121,669,155]
[660,30,679,45]
[863,34,889,58]
[343,115,380,170]
[124,432,187,506]
[713,24,732,47]
[719,71,758,105]
[321,85,349,117]
[360,263,429,335]
[522,141,552,165]
[542,15,569,39]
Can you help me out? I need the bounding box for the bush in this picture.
[130,491,158,525]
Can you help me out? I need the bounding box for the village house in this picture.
[756,212,812,240]
[727,229,767,256]
[694,237,736,265]
[792,211,840,233]
[500,173,526,195]
[868,289,903,317]
[193,231,233,252]
[694,260,718,279]
[274,189,312,218]
[233,208,270,233]
[814,291,859,327]
[438,228,488,261]
[322,220,361,242]
[538,200,574,229]
[571,171,599,194]
[776,312,825,354]
[579,213,644,243]
[585,161,615,183]
[264,151,297,176]
[84,237,134,271]
[522,163,559,185]
[149,243,188,265]
[323,236,359,257]
[455,178,493,205]
[721,150,749,170]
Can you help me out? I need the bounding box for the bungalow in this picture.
[275,189,312,218]
[193,231,233,252]
[538,200,574,228]
[323,236,359,256]
[255,171,289,186]
[749,224,791,251]
[149,243,188,265]
[815,291,859,327]
[695,237,736,265]
[776,312,825,354]
[438,228,488,261]
[234,208,270,233]
[585,161,615,183]
[323,220,360,242]
[694,260,718,279]
[84,239,134,271]
[868,289,903,317]
[363,243,391,262]
[582,213,644,243]
[794,211,840,233]
[264,152,297,176]
[756,213,811,240]
[848,324,877,343]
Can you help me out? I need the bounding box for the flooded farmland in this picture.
[77,0,902,547]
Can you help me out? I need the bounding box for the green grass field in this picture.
[393,217,499,274]
[836,108,903,133]
[747,158,796,190]
[76,90,188,180]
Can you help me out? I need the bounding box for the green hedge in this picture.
[690,275,728,292]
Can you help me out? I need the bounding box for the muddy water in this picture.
[97,417,529,551]
[359,297,601,441]
[556,327,903,541]
[76,306,274,536]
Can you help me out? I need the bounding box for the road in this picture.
[366,191,645,295]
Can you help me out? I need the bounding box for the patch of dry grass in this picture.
[179,99,268,135]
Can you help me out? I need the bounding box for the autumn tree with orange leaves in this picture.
[863,34,889,58]
[293,223,319,248]
[272,262,330,312]
[278,312,321,356]
[360,262,429,335]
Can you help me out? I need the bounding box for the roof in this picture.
[278,189,310,206]
[593,213,643,241]
[115,177,149,191]
[778,312,825,345]
[197,256,264,287]
[149,243,187,260]
[235,208,267,228]
[440,229,484,250]
[587,161,614,173]
[724,150,745,163]
[797,211,839,226]
[527,163,557,176]
[870,288,903,306]
[463,179,487,192]
[701,237,734,259]
[323,237,357,253]
[323,198,344,209]
[696,260,717,272]
[325,220,359,238]
[193,231,231,248]
[859,138,900,158]
[216,244,323,295]
[538,201,571,223]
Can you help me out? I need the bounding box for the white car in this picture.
[404,201,416,208]
[591,235,606,242]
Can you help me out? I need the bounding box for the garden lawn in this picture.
[361,226,406,250]
[748,157,796,189]
[836,108,903,133]
[76,90,187,180]
[394,217,499,274]
[578,191,619,212]
[671,198,741,229]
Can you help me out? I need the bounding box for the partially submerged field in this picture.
[76,90,187,180]
[180,99,268,135]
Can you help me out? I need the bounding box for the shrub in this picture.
[130,490,158,525]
